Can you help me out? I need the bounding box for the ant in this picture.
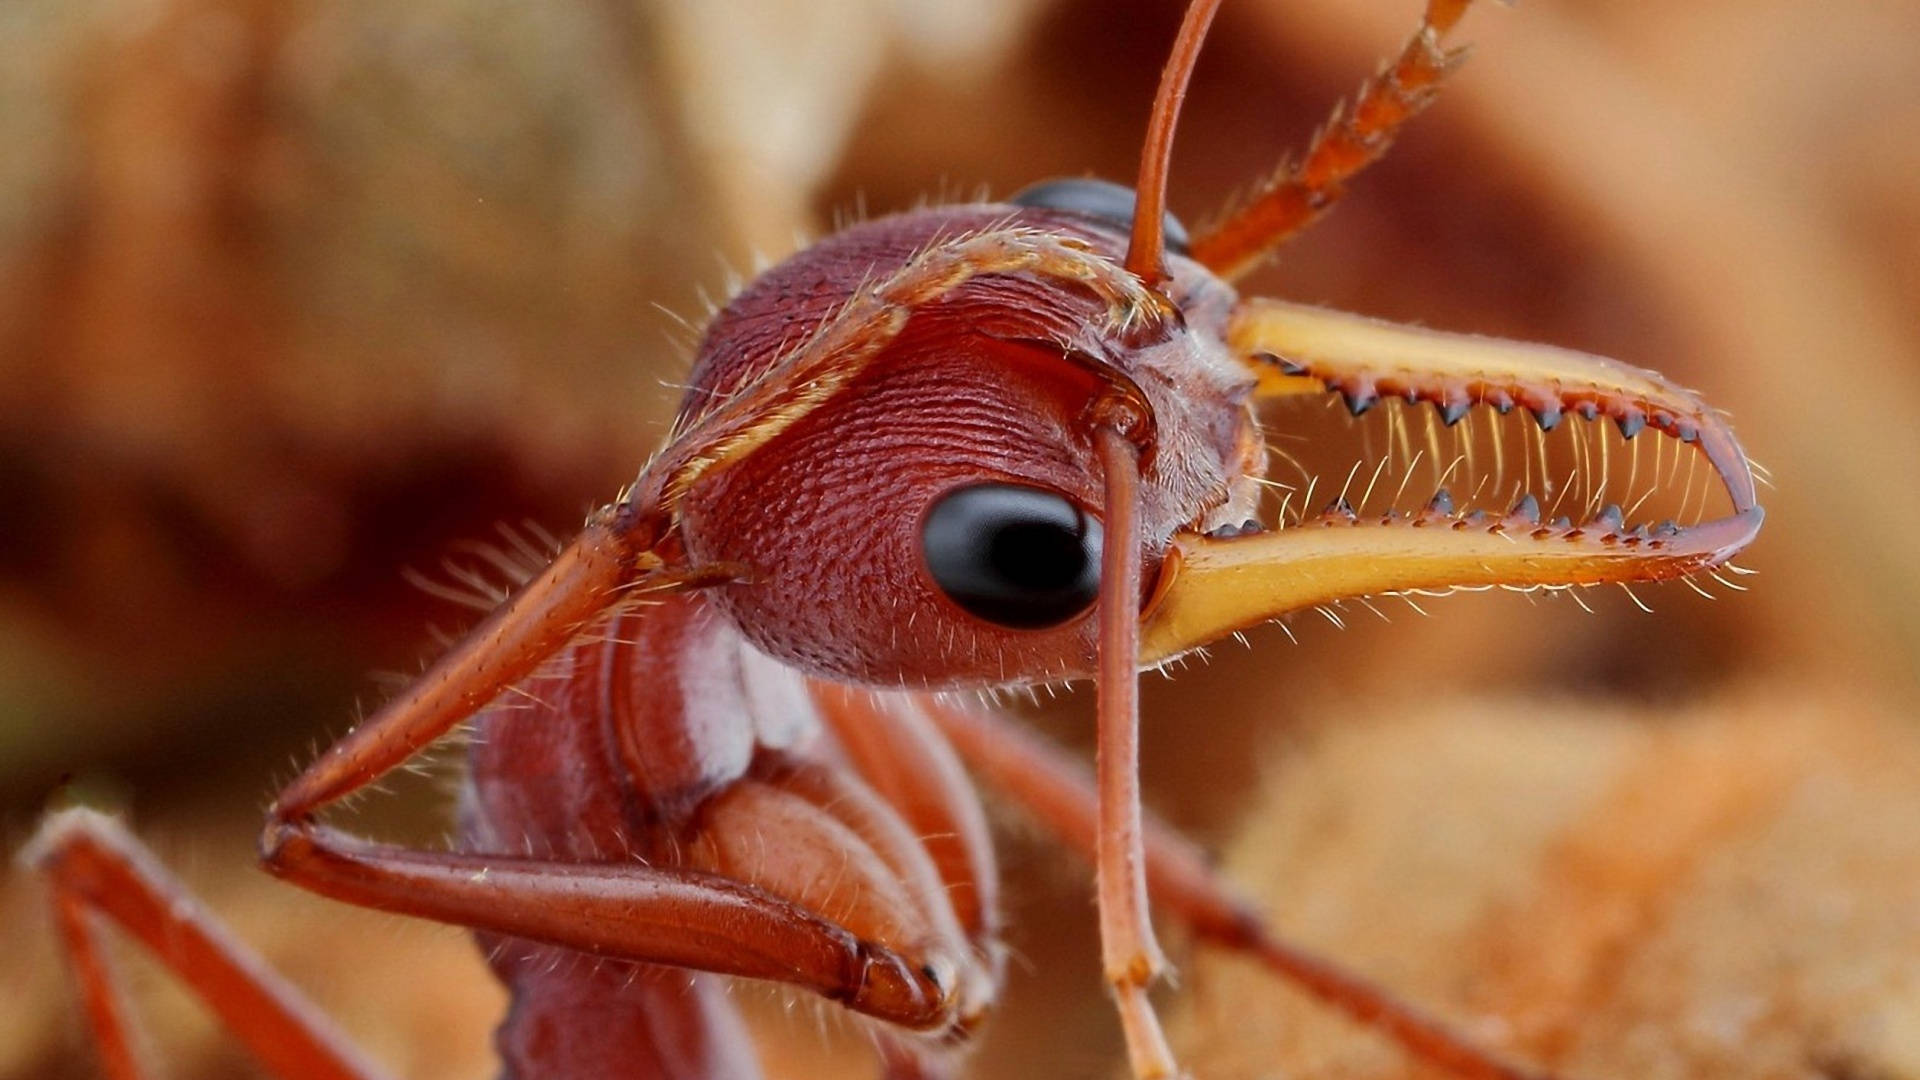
[30,0,1761,1077]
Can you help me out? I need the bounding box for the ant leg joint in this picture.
[22,807,121,891]
[31,806,391,1080]
[21,805,91,867]
[256,816,307,873]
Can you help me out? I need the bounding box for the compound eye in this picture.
[922,484,1103,630]
[1008,177,1191,256]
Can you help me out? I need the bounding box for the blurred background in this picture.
[2,0,1916,1077]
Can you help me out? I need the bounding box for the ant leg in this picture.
[264,749,995,1041]
[811,684,1008,1080]
[920,699,1563,1080]
[259,820,962,1033]
[27,808,392,1080]
[681,752,998,1034]
[811,682,1001,959]
[1186,0,1481,281]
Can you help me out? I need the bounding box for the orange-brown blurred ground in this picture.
[2,1,1916,1078]
[1168,688,1920,1080]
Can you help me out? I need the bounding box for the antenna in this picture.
[1124,0,1224,285]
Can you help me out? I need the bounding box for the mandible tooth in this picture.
[1616,412,1646,439]
[1439,399,1471,426]
[1343,388,1378,417]
[1575,401,1599,421]
[1511,493,1542,523]
[1653,519,1682,538]
[1534,405,1563,432]
[1549,515,1573,530]
[1427,488,1456,515]
[1593,503,1625,531]
[1323,497,1358,520]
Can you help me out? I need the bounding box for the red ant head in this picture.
[609,0,1758,699]
[669,202,1263,688]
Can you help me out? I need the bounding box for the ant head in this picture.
[666,207,1262,688]
[612,0,1757,695]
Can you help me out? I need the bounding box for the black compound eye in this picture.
[1008,177,1190,256]
[922,484,1102,630]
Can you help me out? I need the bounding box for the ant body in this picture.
[32,1,1760,1077]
